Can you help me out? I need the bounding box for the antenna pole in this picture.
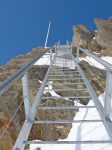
[44,22,51,49]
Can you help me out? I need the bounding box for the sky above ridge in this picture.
[0,0,112,65]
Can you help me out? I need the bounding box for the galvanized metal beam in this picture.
[32,119,102,124]
[48,78,83,81]
[46,82,84,85]
[52,68,78,71]
[41,96,91,99]
[12,122,33,150]
[75,60,112,139]
[24,140,112,145]
[22,72,31,121]
[38,106,96,109]
[13,54,55,150]
[44,88,88,92]
[49,74,80,77]
[0,49,49,96]
[104,70,112,120]
[79,47,112,72]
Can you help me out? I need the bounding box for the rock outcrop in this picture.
[94,18,112,56]
[72,17,112,56]
[94,18,112,49]
[72,25,94,49]
[88,39,102,52]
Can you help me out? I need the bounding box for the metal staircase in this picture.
[0,43,112,150]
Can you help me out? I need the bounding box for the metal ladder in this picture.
[11,44,112,149]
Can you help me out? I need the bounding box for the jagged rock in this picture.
[94,18,112,49]
[72,17,112,56]
[72,25,95,49]
[88,39,102,52]
[79,61,106,96]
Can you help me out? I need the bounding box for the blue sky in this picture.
[0,0,112,65]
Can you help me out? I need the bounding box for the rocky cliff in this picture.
[72,17,112,56]
[72,17,109,106]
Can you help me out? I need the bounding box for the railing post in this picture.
[66,40,69,46]
[50,49,52,65]
[77,47,79,64]
[22,72,31,121]
[104,70,112,121]
[70,43,72,54]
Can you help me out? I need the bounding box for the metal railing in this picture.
[76,47,112,138]
[0,48,49,96]
[0,48,51,150]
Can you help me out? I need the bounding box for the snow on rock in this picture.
[34,53,55,65]
[80,56,112,70]
[79,56,105,69]
[44,81,61,97]
[102,56,112,65]
[34,52,76,69]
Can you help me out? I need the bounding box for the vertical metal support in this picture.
[22,72,31,121]
[77,47,79,64]
[55,44,56,54]
[57,41,60,45]
[104,70,112,121]
[13,60,55,150]
[70,43,72,53]
[57,41,60,52]
[50,49,52,65]
[66,40,69,46]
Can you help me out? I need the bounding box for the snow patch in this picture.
[80,56,112,70]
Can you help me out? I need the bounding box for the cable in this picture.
[0,51,51,141]
[0,99,24,139]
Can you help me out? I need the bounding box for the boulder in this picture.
[94,18,112,49]
[72,25,95,48]
[88,39,102,52]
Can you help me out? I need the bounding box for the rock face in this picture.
[72,25,94,49]
[94,18,112,56]
[72,17,112,56]
[88,39,102,52]
[94,18,112,49]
